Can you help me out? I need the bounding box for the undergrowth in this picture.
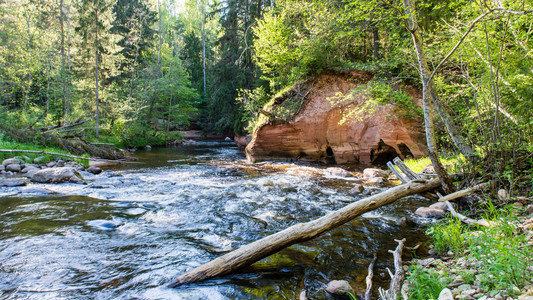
[407,203,533,298]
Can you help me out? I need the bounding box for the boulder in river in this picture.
[324,167,351,177]
[2,158,21,167]
[415,207,446,218]
[325,280,355,297]
[87,166,102,174]
[0,178,28,187]
[0,165,4,172]
[31,167,85,184]
[363,168,388,178]
[5,164,21,172]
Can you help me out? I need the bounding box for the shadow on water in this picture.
[0,140,433,299]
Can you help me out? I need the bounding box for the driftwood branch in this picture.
[379,239,406,300]
[364,252,378,300]
[42,119,88,133]
[438,181,491,202]
[167,178,442,287]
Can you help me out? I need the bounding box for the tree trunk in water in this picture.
[402,0,455,193]
[167,178,442,287]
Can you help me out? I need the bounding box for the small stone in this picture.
[225,137,232,141]
[55,160,65,167]
[325,167,351,177]
[526,204,533,215]
[363,168,388,178]
[461,289,477,298]
[145,145,152,150]
[518,296,533,300]
[422,164,436,174]
[428,249,438,255]
[326,280,354,297]
[87,166,102,174]
[415,207,446,218]
[46,162,56,168]
[438,288,454,300]
[5,164,21,172]
[2,158,21,167]
[515,202,524,208]
[497,189,509,201]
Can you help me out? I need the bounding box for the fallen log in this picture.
[167,178,441,287]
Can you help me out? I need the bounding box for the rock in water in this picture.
[0,178,28,187]
[5,164,21,172]
[326,280,355,297]
[415,207,446,218]
[2,158,21,167]
[325,167,351,177]
[363,168,388,178]
[145,145,152,151]
[87,166,102,174]
[31,167,78,183]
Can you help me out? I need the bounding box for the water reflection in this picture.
[0,140,431,299]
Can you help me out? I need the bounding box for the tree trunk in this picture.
[60,0,67,122]
[94,9,100,138]
[202,1,207,98]
[167,178,442,287]
[402,0,455,193]
[372,24,380,61]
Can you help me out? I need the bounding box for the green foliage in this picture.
[426,205,533,296]
[426,217,466,254]
[406,264,451,300]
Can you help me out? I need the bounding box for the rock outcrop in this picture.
[245,72,427,164]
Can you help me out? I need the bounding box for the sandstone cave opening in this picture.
[326,146,336,164]
[370,140,400,165]
[398,143,414,159]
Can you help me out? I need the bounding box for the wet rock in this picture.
[497,189,509,201]
[19,186,57,195]
[422,164,436,174]
[363,168,388,178]
[102,170,121,177]
[325,167,351,177]
[33,156,46,164]
[0,178,28,187]
[299,289,308,300]
[5,164,21,172]
[145,145,152,151]
[234,135,252,149]
[365,177,384,185]
[0,165,4,172]
[31,167,80,183]
[181,139,198,146]
[349,184,365,194]
[2,158,21,167]
[87,166,102,174]
[225,137,232,141]
[429,202,450,212]
[415,207,446,218]
[21,165,39,174]
[326,280,354,297]
[438,288,454,300]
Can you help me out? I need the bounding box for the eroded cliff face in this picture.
[245,72,427,164]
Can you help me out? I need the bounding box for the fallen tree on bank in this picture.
[168,177,442,287]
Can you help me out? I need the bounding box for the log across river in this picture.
[0,140,440,299]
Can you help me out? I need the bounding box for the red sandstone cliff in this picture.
[245,72,427,164]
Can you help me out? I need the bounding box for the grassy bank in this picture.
[0,130,89,167]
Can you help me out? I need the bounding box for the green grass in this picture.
[0,130,89,167]
[403,156,463,173]
[407,264,451,300]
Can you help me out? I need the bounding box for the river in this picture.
[0,140,431,299]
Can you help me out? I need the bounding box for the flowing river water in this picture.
[0,140,432,299]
